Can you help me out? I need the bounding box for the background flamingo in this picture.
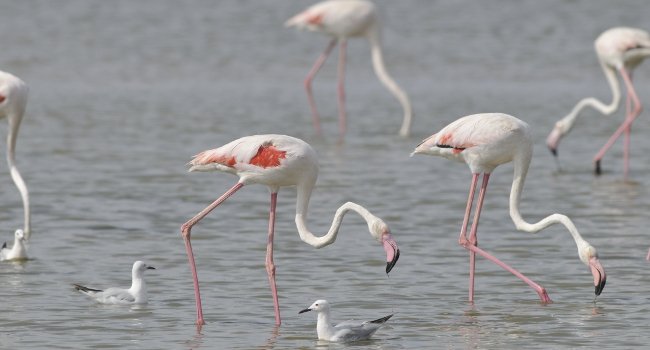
[181,134,400,326]
[0,71,30,241]
[413,113,606,303]
[285,0,413,138]
[546,27,650,177]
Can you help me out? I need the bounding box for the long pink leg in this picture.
[467,174,490,302]
[337,39,347,141]
[594,68,642,175]
[623,91,632,178]
[181,182,245,326]
[460,173,552,303]
[458,174,479,301]
[267,192,281,326]
[304,39,337,136]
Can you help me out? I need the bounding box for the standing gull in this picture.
[73,261,155,304]
[299,299,393,342]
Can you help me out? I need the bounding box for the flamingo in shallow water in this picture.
[285,0,413,138]
[181,134,400,326]
[413,113,607,303]
[547,27,650,177]
[0,71,30,241]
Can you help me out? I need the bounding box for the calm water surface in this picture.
[1,0,650,348]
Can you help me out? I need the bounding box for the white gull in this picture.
[299,299,392,342]
[73,261,155,304]
[0,229,28,261]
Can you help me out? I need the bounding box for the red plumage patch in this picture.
[250,145,286,168]
[306,13,323,25]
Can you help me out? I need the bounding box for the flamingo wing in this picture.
[188,135,288,173]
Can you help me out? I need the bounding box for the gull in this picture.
[299,299,393,342]
[73,261,155,304]
[0,229,27,261]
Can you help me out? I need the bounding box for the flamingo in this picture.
[0,70,30,241]
[412,113,607,303]
[546,27,650,177]
[181,134,400,326]
[285,0,413,138]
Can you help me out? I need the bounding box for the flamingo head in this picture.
[369,219,400,274]
[546,121,568,157]
[299,299,330,314]
[578,242,607,296]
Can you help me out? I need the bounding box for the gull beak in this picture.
[383,234,400,274]
[147,266,156,270]
[589,257,606,296]
[298,308,312,314]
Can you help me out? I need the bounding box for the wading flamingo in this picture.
[413,113,607,303]
[181,134,400,326]
[546,27,650,177]
[285,0,413,138]
[0,71,30,241]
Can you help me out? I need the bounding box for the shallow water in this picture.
[1,0,650,348]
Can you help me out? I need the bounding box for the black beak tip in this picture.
[385,249,400,274]
[595,278,606,296]
[549,147,557,157]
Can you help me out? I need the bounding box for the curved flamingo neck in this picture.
[294,181,382,248]
[560,61,621,133]
[6,101,30,239]
[508,147,586,247]
[367,31,413,137]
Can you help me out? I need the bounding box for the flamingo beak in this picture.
[298,308,312,314]
[382,234,400,274]
[147,266,156,270]
[546,127,562,157]
[589,257,606,296]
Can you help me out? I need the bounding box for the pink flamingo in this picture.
[412,113,607,303]
[181,134,400,326]
[547,27,650,177]
[0,71,30,241]
[285,0,413,138]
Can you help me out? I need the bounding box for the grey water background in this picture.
[1,0,649,348]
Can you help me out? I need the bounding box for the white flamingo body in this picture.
[286,0,413,138]
[181,134,400,326]
[0,229,27,261]
[0,71,30,240]
[287,1,375,38]
[73,261,155,305]
[413,113,607,302]
[299,299,393,342]
[547,27,650,177]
